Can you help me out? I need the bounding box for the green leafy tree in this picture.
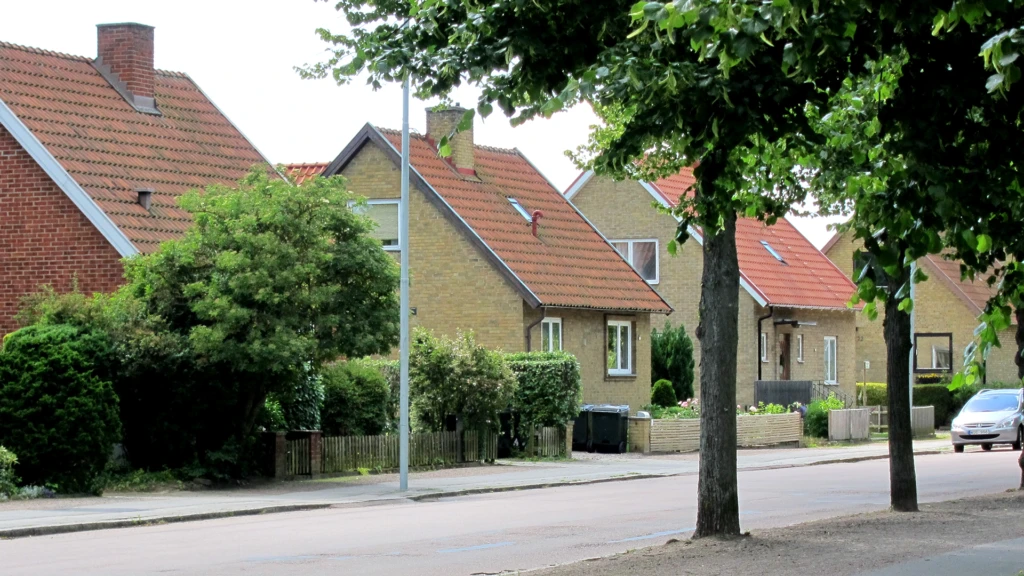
[0,325,121,493]
[121,169,400,443]
[409,329,516,433]
[651,322,695,401]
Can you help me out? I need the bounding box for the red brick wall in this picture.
[0,125,124,335]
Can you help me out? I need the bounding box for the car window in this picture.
[963,394,1020,413]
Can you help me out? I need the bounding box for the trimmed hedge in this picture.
[320,360,391,437]
[651,379,677,408]
[0,325,122,493]
[506,351,582,428]
[857,382,887,406]
[857,382,980,425]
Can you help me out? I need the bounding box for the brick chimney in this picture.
[426,105,474,175]
[93,23,159,114]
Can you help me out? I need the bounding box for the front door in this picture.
[778,333,791,380]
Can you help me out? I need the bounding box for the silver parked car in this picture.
[950,388,1024,453]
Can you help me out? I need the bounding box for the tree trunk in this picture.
[694,210,741,538]
[1014,308,1024,380]
[883,271,919,512]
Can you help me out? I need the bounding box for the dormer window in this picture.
[761,240,786,264]
[508,198,531,221]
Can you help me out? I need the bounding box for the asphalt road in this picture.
[2,447,1020,576]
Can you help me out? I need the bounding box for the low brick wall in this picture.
[649,412,802,453]
[628,417,652,454]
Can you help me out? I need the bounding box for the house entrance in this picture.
[778,333,791,380]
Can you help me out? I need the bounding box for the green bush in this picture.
[0,325,122,493]
[277,364,324,431]
[804,393,844,438]
[362,359,400,432]
[651,379,678,408]
[256,398,288,432]
[913,385,955,426]
[320,360,391,437]
[752,402,787,415]
[857,382,888,406]
[506,351,582,428]
[0,445,17,498]
[410,329,516,432]
[651,322,695,401]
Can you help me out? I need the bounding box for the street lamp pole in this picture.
[399,75,411,491]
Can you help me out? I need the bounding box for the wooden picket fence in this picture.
[650,412,802,453]
[533,426,564,458]
[286,436,311,476]
[320,430,498,474]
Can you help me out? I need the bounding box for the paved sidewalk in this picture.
[0,438,949,537]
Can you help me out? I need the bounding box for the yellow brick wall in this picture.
[756,307,858,402]
[525,306,652,413]
[824,230,1018,385]
[570,175,857,405]
[341,143,524,352]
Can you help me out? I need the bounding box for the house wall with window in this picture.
[526,306,652,410]
[340,143,526,352]
[756,307,858,401]
[824,230,1019,386]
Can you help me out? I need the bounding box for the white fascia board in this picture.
[563,170,594,200]
[658,195,770,307]
[0,98,138,257]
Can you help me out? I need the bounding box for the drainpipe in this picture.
[525,308,546,352]
[531,210,544,237]
[757,306,775,380]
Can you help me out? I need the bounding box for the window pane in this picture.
[632,241,657,280]
[611,242,628,259]
[552,322,561,351]
[365,202,399,245]
[915,334,952,372]
[607,325,618,370]
[542,322,551,352]
[618,325,628,371]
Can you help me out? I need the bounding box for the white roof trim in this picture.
[0,98,138,257]
[639,180,673,209]
[563,170,594,200]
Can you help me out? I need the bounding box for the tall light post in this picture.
[399,75,411,491]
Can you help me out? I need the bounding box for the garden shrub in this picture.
[256,398,288,432]
[0,445,17,498]
[0,325,122,493]
[277,364,325,431]
[857,382,888,406]
[362,359,400,431]
[751,402,787,415]
[410,329,516,432]
[651,321,695,402]
[505,351,582,429]
[913,384,955,425]
[650,379,677,408]
[804,393,844,438]
[320,360,391,436]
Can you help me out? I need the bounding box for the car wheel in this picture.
[981,443,993,451]
[1014,427,1023,452]
[617,440,627,454]
[586,441,595,453]
[953,444,964,453]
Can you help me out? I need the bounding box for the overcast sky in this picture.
[0,0,846,247]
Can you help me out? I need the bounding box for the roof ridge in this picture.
[475,142,517,155]
[283,162,330,167]
[0,40,91,62]
[156,69,190,78]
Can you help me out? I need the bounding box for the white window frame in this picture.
[797,334,804,363]
[541,317,562,352]
[349,199,401,252]
[760,333,768,363]
[824,336,838,385]
[607,320,633,376]
[508,198,532,221]
[609,239,660,285]
[931,345,951,370]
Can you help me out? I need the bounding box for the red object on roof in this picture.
[0,38,270,254]
[285,163,328,185]
[319,125,670,313]
[648,170,857,310]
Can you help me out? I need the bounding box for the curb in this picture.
[0,503,332,540]
[1,447,950,538]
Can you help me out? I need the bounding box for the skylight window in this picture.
[508,198,532,221]
[761,240,786,264]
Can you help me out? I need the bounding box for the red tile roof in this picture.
[648,170,857,310]
[0,40,270,254]
[919,254,1013,322]
[322,126,670,313]
[285,162,328,185]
